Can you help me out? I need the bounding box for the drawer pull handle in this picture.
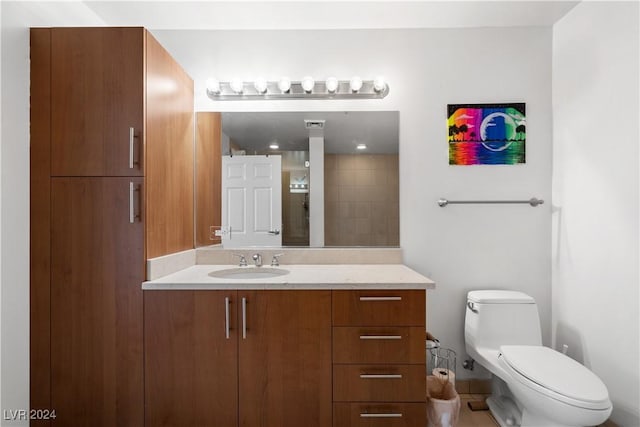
[360,413,403,418]
[360,374,403,379]
[359,335,402,340]
[359,296,402,301]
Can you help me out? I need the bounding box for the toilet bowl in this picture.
[464,290,612,427]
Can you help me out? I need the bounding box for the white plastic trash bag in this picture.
[427,375,461,427]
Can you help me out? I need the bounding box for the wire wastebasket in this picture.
[429,346,456,384]
[426,343,460,427]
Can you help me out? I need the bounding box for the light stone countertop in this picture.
[142,264,435,290]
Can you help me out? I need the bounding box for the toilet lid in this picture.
[467,290,535,304]
[500,345,609,404]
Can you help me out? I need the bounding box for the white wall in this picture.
[154,27,553,379]
[0,2,105,423]
[552,2,639,425]
[0,7,554,416]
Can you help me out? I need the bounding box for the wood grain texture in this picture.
[333,403,426,427]
[333,364,426,402]
[332,326,426,364]
[50,178,144,426]
[145,31,194,258]
[332,290,426,326]
[144,291,238,427]
[50,28,144,177]
[30,28,52,426]
[195,112,222,247]
[238,291,332,427]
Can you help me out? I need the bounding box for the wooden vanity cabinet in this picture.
[144,291,238,427]
[332,290,427,427]
[144,290,332,427]
[30,27,193,426]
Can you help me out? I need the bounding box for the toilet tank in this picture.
[465,290,542,353]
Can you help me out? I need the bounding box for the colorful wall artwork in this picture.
[448,103,526,165]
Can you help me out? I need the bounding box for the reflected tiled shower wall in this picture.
[324,154,399,246]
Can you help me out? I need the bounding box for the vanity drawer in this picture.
[333,402,426,427]
[333,326,425,364]
[332,290,425,326]
[333,364,426,402]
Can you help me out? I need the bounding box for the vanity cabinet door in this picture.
[238,290,332,427]
[144,290,238,427]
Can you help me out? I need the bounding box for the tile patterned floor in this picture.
[457,394,499,427]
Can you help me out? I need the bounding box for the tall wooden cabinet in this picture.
[30,27,194,426]
[145,290,333,427]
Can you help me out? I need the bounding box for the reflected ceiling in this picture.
[221,111,398,154]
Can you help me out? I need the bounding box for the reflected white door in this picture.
[222,155,282,247]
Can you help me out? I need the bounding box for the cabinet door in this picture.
[51,28,144,176]
[238,291,332,427]
[50,177,143,426]
[145,291,238,427]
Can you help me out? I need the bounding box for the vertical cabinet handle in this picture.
[129,127,135,169]
[225,297,230,339]
[128,127,140,169]
[129,182,141,224]
[129,181,141,224]
[241,297,247,339]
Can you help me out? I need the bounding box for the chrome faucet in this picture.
[252,253,262,267]
[233,253,247,267]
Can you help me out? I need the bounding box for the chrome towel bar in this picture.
[437,197,544,207]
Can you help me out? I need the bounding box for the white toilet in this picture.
[464,290,612,427]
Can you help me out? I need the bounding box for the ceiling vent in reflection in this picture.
[304,120,325,130]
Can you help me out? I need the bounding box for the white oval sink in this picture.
[208,267,289,280]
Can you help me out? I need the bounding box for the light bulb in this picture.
[254,77,268,94]
[230,78,244,94]
[301,76,315,93]
[206,77,221,95]
[373,76,386,93]
[326,77,338,93]
[356,143,367,150]
[269,142,279,150]
[278,77,291,93]
[350,76,363,92]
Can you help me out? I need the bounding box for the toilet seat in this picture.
[499,345,611,411]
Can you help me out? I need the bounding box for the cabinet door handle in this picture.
[359,296,402,301]
[129,182,140,223]
[360,374,403,379]
[360,413,403,418]
[241,297,247,339]
[359,335,402,340]
[225,297,231,339]
[129,127,135,169]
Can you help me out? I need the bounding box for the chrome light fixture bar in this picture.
[206,79,389,100]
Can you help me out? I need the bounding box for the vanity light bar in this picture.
[206,80,389,100]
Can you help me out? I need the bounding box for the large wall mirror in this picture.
[195,111,399,248]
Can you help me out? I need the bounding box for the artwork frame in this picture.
[448,103,526,165]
